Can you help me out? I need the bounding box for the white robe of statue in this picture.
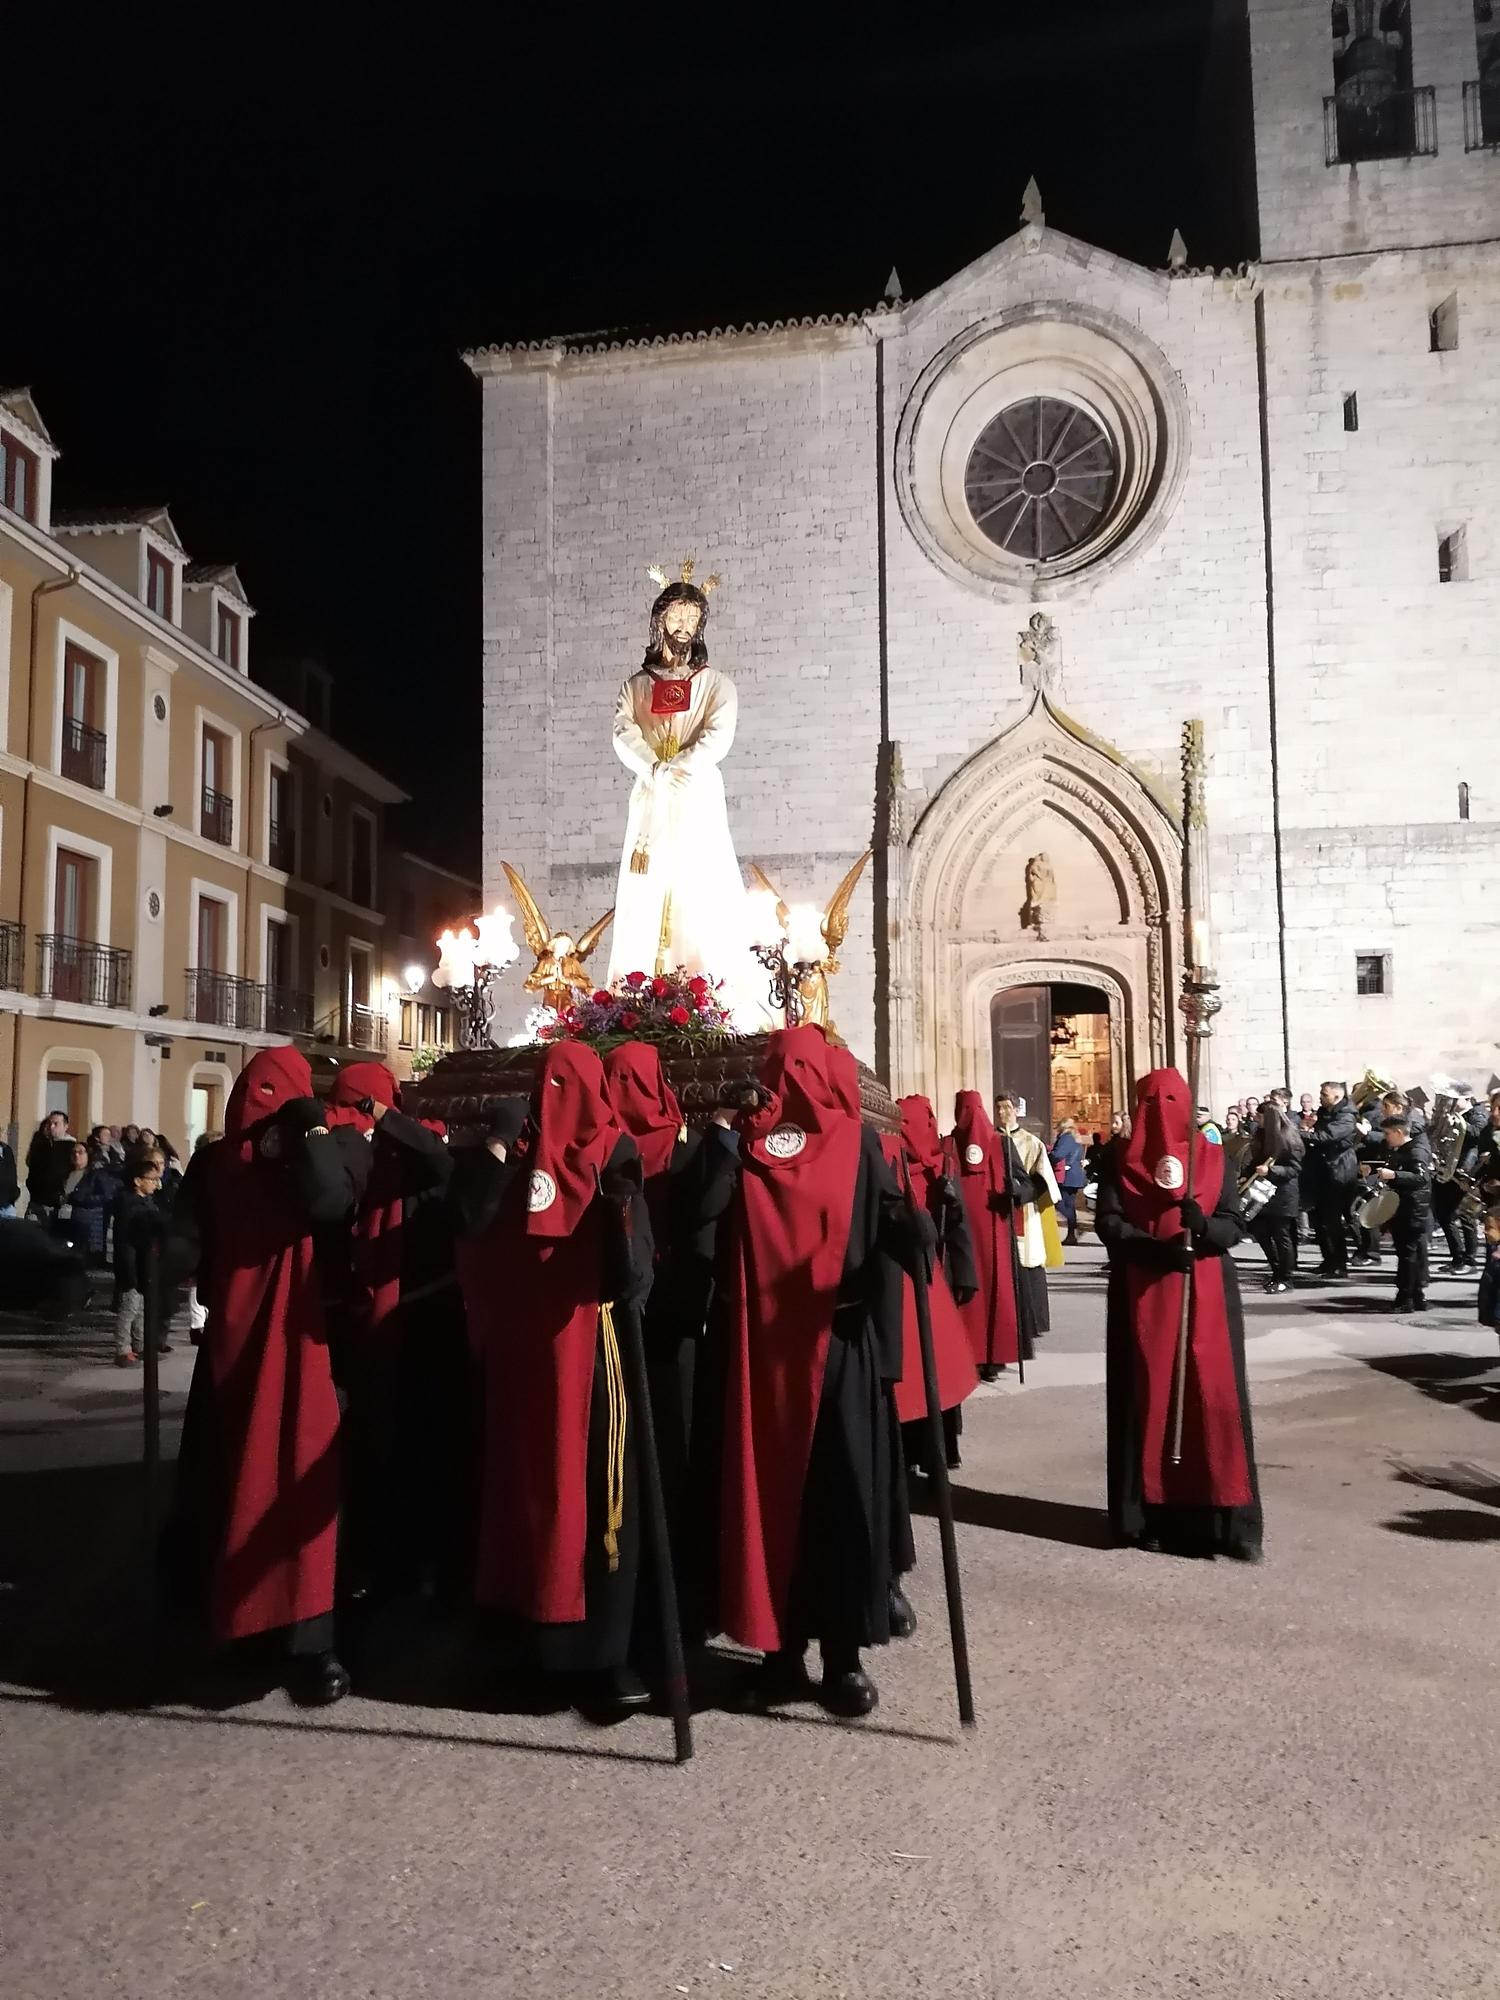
[605,666,759,1020]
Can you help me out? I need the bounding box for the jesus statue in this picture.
[605,563,761,1022]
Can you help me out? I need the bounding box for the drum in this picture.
[1350,1182,1399,1232]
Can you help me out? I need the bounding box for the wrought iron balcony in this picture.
[264,985,314,1036]
[1324,84,1437,167]
[341,1001,386,1052]
[61,715,107,791]
[1464,78,1500,152]
[201,786,234,846]
[37,933,132,1008]
[267,818,296,873]
[0,919,24,991]
[186,968,262,1030]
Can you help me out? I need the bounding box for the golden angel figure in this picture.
[747,850,871,1040]
[500,862,613,1014]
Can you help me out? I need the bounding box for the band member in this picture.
[947,1092,1026,1379]
[1244,1101,1304,1294]
[1432,1085,1483,1275]
[1373,1113,1432,1312]
[450,1042,655,1716]
[1477,1206,1500,1343]
[1094,1068,1262,1562]
[893,1094,979,1474]
[715,1026,922,1717]
[1303,1082,1358,1279]
[326,1061,456,1604]
[994,1092,1063,1338]
[1474,1093,1500,1206]
[163,1046,372,1703]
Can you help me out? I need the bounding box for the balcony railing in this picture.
[38,933,132,1008]
[0,919,24,991]
[265,985,314,1035]
[268,818,296,873]
[1324,84,1437,166]
[61,715,107,791]
[184,971,316,1035]
[186,968,262,1030]
[201,786,234,846]
[1464,79,1500,152]
[342,1002,386,1052]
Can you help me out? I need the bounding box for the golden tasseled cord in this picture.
[598,1302,628,1572]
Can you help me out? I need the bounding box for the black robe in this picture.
[449,1135,654,1674]
[899,1167,978,1473]
[1095,1174,1263,1560]
[694,1123,915,1657]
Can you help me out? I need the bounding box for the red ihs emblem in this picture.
[650,677,691,715]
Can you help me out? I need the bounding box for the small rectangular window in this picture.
[214,603,241,669]
[350,810,376,909]
[1342,392,1359,432]
[1356,952,1389,997]
[1430,292,1459,352]
[0,429,39,522]
[1459,781,1471,820]
[146,547,174,618]
[1438,526,1469,582]
[398,999,415,1049]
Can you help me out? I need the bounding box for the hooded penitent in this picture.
[719,1025,865,1651]
[461,1040,626,1624]
[891,1094,978,1423]
[602,1041,683,1185]
[947,1089,1023,1369]
[330,1061,403,1335]
[1115,1067,1251,1508]
[202,1045,341,1641]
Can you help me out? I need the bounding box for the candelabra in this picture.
[431,908,520,1051]
[750,939,816,1028]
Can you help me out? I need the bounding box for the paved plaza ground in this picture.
[3,1245,1499,1999]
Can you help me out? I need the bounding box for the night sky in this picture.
[6,4,1240,873]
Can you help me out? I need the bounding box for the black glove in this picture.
[1178,1197,1207,1237]
[986,1190,1013,1216]
[277,1096,328,1138]
[952,1283,978,1307]
[1169,1238,1195,1272]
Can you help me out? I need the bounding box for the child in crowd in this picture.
[112,1149,167,1367]
[1478,1207,1500,1343]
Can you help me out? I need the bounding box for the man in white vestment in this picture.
[606,569,760,1023]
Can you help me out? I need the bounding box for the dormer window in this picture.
[146,547,175,620]
[1,430,38,522]
[215,602,241,669]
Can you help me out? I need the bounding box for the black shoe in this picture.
[1225,1541,1265,1564]
[819,1652,878,1718]
[751,1647,812,1707]
[887,1584,917,1640]
[1350,1254,1377,1268]
[1412,1298,1429,1313]
[1393,1296,1413,1313]
[288,1652,351,1706]
[1451,1261,1477,1276]
[575,1665,652,1720]
[977,1363,1004,1382]
[155,1343,173,1355]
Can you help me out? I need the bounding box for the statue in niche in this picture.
[1018,611,1060,695]
[1023,852,1056,938]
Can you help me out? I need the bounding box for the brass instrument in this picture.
[1351,1069,1393,1112]
[1429,1091,1467,1186]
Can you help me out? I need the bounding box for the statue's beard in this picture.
[661,629,694,667]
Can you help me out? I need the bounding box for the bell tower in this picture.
[1246,0,1500,260]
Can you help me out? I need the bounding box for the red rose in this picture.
[618,1009,640,1031]
[625,970,647,988]
[668,1004,690,1026]
[651,975,672,998]
[688,975,709,994]
[591,989,611,1006]
[537,1024,556,1041]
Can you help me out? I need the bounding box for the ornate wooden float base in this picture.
[407,1036,899,1135]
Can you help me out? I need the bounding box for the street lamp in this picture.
[404,963,425,994]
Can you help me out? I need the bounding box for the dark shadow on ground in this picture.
[909,1480,1114,1550]
[1382,1509,1500,1542]
[1361,1352,1500,1422]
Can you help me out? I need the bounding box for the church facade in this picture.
[471,0,1500,1120]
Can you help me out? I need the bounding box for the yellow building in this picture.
[0,387,435,1161]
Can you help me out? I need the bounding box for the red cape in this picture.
[1117,1068,1252,1508]
[946,1091,1022,1369]
[330,1061,402,1340]
[719,1027,861,1653]
[459,1042,624,1624]
[883,1119,979,1423]
[202,1046,340,1641]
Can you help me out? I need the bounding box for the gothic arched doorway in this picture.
[890,693,1183,1113]
[992,979,1115,1138]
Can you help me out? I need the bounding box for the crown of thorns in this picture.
[646,557,721,595]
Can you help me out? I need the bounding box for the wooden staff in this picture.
[615,1293,694,1763]
[901,1163,975,1729]
[1167,1036,1203,1468]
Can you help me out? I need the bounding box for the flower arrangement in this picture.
[534,967,732,1052]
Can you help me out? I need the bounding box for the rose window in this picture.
[963,397,1116,561]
